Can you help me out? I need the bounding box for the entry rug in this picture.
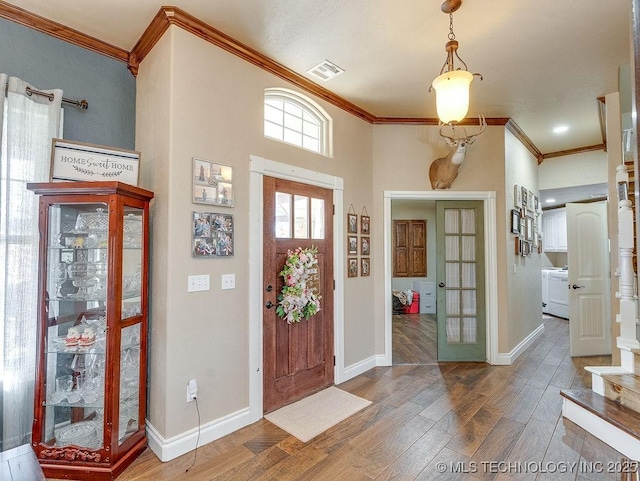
[265,386,372,443]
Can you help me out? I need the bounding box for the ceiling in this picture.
[2,0,633,154]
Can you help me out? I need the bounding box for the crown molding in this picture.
[129,6,376,123]
[542,144,606,160]
[0,1,128,63]
[3,2,570,160]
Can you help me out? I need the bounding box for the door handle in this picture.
[571,284,585,289]
[438,282,445,288]
[265,301,274,309]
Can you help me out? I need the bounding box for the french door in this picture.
[436,200,486,361]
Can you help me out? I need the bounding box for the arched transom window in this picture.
[264,88,332,157]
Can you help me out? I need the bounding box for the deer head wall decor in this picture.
[428,116,486,189]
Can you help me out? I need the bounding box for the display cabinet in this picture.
[27,181,154,481]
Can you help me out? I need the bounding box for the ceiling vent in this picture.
[307,60,344,81]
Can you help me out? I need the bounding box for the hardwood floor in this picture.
[58,315,635,481]
[392,313,437,364]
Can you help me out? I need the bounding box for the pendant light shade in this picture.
[432,70,473,124]
[430,0,482,125]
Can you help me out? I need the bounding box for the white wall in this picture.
[539,150,608,190]
[504,130,543,350]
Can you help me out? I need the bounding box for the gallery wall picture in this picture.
[347,258,358,277]
[360,236,370,255]
[347,213,358,234]
[348,235,358,255]
[361,257,370,277]
[192,211,234,257]
[192,158,233,207]
[361,215,370,235]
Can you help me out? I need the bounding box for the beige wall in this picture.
[391,200,436,291]
[136,26,375,439]
[136,24,548,446]
[371,125,516,354]
[504,130,543,350]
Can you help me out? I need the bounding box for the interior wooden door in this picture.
[567,202,612,356]
[435,200,486,361]
[263,176,334,413]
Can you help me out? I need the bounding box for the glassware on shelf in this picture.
[93,258,108,299]
[67,261,97,299]
[124,214,142,248]
[50,374,73,404]
[74,208,108,233]
[51,261,68,299]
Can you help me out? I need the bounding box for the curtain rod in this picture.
[4,83,88,110]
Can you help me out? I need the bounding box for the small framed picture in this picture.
[192,158,233,207]
[192,212,234,257]
[348,258,358,278]
[514,185,522,208]
[347,213,358,234]
[526,215,534,241]
[360,236,370,255]
[361,215,370,235]
[348,235,358,255]
[511,209,520,235]
[521,186,528,209]
[361,257,370,277]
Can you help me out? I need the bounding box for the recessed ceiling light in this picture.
[553,125,569,134]
[545,198,556,203]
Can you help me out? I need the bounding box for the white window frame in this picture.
[264,88,333,157]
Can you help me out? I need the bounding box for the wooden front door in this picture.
[436,200,486,361]
[263,176,334,413]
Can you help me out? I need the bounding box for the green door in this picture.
[436,200,486,361]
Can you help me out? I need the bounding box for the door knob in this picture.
[572,284,585,289]
[438,282,445,288]
[265,301,274,309]
[265,284,273,292]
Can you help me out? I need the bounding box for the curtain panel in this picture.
[0,75,62,450]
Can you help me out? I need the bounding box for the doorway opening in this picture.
[383,190,499,366]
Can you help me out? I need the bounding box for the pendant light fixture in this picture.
[430,0,482,125]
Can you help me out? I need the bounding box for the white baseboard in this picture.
[146,407,252,462]
[339,354,387,383]
[494,324,545,365]
[563,397,640,460]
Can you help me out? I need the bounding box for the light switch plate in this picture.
[188,274,210,292]
[221,274,235,290]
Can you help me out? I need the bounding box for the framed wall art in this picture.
[348,258,358,278]
[192,158,233,207]
[361,215,370,235]
[361,236,370,255]
[50,138,140,185]
[347,213,358,234]
[514,184,522,208]
[361,258,370,277]
[511,209,520,235]
[348,235,358,255]
[192,212,234,257]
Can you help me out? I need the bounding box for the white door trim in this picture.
[249,155,345,422]
[383,190,499,365]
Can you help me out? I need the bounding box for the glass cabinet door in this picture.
[42,202,109,451]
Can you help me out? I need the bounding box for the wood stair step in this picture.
[561,389,640,441]
[603,374,640,413]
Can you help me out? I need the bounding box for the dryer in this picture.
[548,269,569,319]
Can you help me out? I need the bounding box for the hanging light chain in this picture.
[448,13,456,40]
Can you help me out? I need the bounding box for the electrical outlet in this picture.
[187,379,198,402]
[221,274,235,290]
